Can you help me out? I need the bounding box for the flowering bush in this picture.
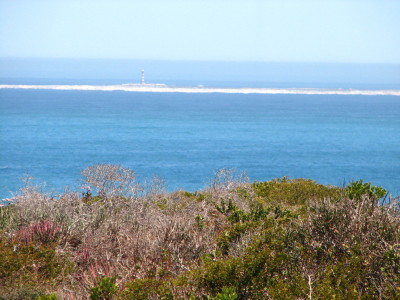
[15,220,61,245]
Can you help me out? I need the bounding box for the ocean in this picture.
[1,87,399,199]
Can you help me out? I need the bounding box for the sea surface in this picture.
[1,87,400,199]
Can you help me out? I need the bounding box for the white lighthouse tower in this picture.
[140,70,145,85]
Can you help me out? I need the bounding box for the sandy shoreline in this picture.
[1,84,400,96]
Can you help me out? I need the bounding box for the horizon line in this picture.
[1,56,400,66]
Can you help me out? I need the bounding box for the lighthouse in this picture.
[140,70,145,85]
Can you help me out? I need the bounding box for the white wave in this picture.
[0,84,399,96]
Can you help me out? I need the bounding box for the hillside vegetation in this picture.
[0,165,399,299]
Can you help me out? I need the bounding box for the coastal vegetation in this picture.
[0,165,399,299]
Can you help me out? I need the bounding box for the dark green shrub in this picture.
[90,276,117,300]
[186,235,307,299]
[346,180,386,201]
[183,205,304,299]
[215,199,292,224]
[215,198,298,256]
[303,193,400,298]
[178,184,400,299]
[82,194,103,205]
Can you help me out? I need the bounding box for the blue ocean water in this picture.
[1,88,400,198]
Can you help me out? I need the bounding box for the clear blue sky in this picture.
[1,0,399,63]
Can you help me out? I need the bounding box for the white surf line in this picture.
[1,84,400,96]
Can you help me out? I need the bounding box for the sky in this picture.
[1,0,400,63]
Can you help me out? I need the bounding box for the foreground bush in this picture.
[0,233,73,299]
[180,196,399,299]
[0,165,398,299]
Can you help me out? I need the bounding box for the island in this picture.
[1,83,400,96]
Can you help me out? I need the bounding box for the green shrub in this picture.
[208,286,238,300]
[346,180,386,201]
[215,198,298,256]
[178,185,400,299]
[0,205,19,230]
[90,276,117,300]
[119,278,173,300]
[0,287,43,300]
[195,215,205,229]
[82,194,103,205]
[215,198,294,224]
[36,294,58,300]
[304,193,400,298]
[0,236,73,296]
[252,177,342,206]
[186,236,307,299]
[183,204,304,299]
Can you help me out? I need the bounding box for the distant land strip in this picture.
[1,84,400,96]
